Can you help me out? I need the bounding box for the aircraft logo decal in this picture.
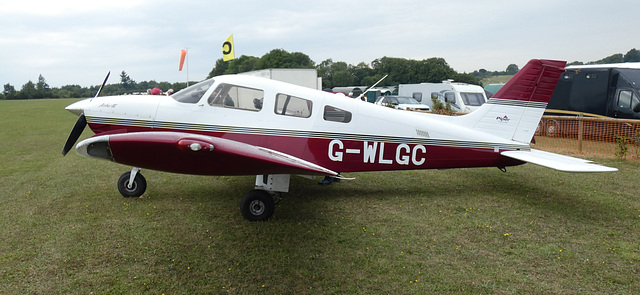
[496,115,510,122]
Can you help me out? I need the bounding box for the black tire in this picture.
[117,171,147,198]
[240,190,275,221]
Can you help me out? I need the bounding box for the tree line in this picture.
[470,48,640,80]
[1,72,189,100]
[208,49,480,89]
[2,48,639,100]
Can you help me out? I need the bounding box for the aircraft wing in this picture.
[501,149,617,172]
[76,131,339,176]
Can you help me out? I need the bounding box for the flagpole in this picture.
[186,47,190,87]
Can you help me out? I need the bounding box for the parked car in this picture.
[374,96,430,111]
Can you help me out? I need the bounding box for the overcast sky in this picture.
[1,0,638,88]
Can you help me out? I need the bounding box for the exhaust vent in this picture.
[416,129,430,138]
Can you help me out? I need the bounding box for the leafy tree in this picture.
[505,64,519,75]
[593,53,624,64]
[208,58,229,77]
[454,73,480,85]
[351,62,373,85]
[3,83,16,100]
[361,73,387,88]
[418,58,458,83]
[226,55,260,74]
[207,55,260,77]
[56,85,85,98]
[17,81,36,99]
[316,59,335,88]
[317,59,352,88]
[332,70,356,87]
[624,48,640,62]
[369,57,460,86]
[255,49,314,69]
[371,57,411,85]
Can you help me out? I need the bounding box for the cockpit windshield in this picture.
[171,79,215,103]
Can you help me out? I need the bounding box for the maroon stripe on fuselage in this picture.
[88,123,524,175]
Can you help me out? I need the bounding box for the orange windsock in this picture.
[179,49,187,71]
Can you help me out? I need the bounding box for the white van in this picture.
[398,80,487,113]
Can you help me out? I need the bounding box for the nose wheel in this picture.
[117,169,147,198]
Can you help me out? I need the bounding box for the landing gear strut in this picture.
[117,167,146,198]
[239,174,290,221]
[114,170,290,221]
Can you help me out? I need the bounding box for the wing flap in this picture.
[501,149,617,172]
[76,132,338,176]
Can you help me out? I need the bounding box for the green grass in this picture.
[482,75,514,86]
[2,99,640,294]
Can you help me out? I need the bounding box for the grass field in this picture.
[1,99,640,294]
[481,75,514,86]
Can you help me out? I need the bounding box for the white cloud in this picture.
[0,0,149,15]
[1,0,638,87]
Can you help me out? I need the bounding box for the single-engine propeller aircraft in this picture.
[62,59,616,221]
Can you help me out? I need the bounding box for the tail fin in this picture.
[455,59,566,143]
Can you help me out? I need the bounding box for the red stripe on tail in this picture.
[492,59,566,103]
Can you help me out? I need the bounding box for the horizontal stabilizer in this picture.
[501,149,617,172]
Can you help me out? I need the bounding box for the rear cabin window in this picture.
[323,105,352,123]
[208,83,264,111]
[275,94,312,118]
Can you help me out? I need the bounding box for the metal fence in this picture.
[533,115,640,160]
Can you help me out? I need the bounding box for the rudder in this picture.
[454,59,566,143]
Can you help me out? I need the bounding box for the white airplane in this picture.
[62,59,616,221]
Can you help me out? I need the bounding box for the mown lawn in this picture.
[1,99,639,294]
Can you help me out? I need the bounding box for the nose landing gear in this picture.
[117,167,146,198]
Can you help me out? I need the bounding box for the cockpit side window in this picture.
[208,83,264,111]
[172,79,215,103]
[323,105,352,123]
[275,94,312,118]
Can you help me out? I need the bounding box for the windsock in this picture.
[179,49,187,71]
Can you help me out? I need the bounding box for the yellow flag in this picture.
[222,34,235,61]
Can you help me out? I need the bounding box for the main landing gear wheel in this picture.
[240,190,275,221]
[117,171,147,198]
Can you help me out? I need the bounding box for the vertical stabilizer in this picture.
[454,59,566,143]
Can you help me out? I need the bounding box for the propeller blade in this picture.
[63,72,109,156]
[91,71,110,101]
[62,114,87,156]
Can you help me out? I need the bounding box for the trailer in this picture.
[398,80,487,113]
[240,68,322,90]
[540,63,640,136]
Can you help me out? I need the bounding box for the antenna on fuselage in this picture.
[356,74,388,101]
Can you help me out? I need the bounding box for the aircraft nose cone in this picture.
[65,98,91,116]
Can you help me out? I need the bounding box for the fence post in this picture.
[577,114,584,154]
